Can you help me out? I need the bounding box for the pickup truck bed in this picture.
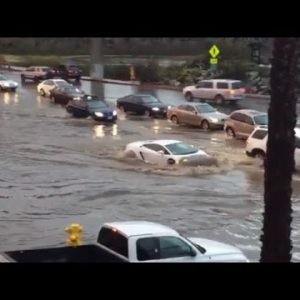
[1,244,127,263]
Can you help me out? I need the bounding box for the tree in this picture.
[260,38,299,262]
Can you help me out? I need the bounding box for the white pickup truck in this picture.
[0,221,248,262]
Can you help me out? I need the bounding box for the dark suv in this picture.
[49,65,82,81]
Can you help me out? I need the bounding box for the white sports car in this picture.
[0,74,18,92]
[124,139,217,166]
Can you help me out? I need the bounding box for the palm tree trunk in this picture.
[260,38,299,262]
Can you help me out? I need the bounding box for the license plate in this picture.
[107,116,112,119]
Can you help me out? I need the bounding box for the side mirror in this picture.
[194,111,198,115]
[190,248,197,257]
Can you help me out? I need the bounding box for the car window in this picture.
[253,114,268,125]
[196,82,205,88]
[26,68,34,72]
[137,237,160,261]
[252,130,268,140]
[165,142,198,155]
[47,81,54,86]
[230,113,245,122]
[244,115,254,125]
[97,227,128,258]
[217,82,229,89]
[195,103,216,113]
[159,236,193,259]
[0,75,7,80]
[185,105,196,112]
[140,95,160,104]
[203,81,213,88]
[178,105,187,110]
[143,144,170,154]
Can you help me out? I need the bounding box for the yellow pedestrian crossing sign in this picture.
[209,45,220,58]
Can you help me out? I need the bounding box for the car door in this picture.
[203,81,214,100]
[139,143,168,165]
[25,67,34,79]
[229,112,246,138]
[183,104,199,125]
[123,95,135,112]
[241,115,255,138]
[135,236,201,262]
[193,81,206,99]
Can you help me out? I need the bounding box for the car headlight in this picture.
[95,112,104,117]
[152,107,160,111]
[210,117,218,123]
[73,97,81,100]
[113,110,117,116]
[167,105,172,110]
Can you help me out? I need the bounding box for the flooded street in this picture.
[1,72,300,261]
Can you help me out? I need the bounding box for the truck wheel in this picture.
[201,120,210,130]
[226,127,235,138]
[214,94,224,104]
[185,92,193,102]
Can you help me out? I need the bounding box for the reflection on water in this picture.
[3,93,10,105]
[93,124,119,139]
[14,94,19,104]
[152,119,161,134]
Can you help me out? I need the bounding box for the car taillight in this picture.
[240,88,246,93]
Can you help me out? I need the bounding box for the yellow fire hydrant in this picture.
[65,223,83,246]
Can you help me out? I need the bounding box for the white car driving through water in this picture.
[124,139,217,166]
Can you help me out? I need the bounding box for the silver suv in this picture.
[182,79,245,104]
[21,66,51,83]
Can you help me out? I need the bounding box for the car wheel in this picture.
[253,149,266,160]
[171,115,179,124]
[0,85,3,91]
[66,106,73,114]
[201,120,210,130]
[119,105,126,113]
[214,94,224,104]
[11,88,16,93]
[167,158,176,165]
[34,76,39,83]
[185,92,193,102]
[126,150,138,159]
[40,88,46,96]
[144,110,151,117]
[226,127,235,138]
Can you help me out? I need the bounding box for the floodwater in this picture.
[1,72,300,261]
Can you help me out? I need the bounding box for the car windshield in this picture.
[0,75,7,80]
[231,81,244,89]
[165,142,198,155]
[195,104,216,113]
[56,81,69,87]
[64,87,80,93]
[254,114,268,125]
[87,100,108,109]
[141,95,161,104]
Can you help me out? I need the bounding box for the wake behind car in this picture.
[116,94,168,118]
[50,85,84,105]
[125,139,217,166]
[0,74,18,92]
[167,102,228,130]
[66,95,117,122]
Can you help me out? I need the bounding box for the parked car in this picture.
[183,79,245,104]
[66,95,117,122]
[116,94,168,117]
[21,66,51,83]
[0,74,18,92]
[245,127,300,168]
[124,139,217,166]
[49,64,82,81]
[167,102,228,130]
[37,79,69,97]
[224,109,268,139]
[0,221,249,262]
[50,85,84,105]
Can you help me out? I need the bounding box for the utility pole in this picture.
[90,38,104,99]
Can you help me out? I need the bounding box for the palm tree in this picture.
[260,38,299,262]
